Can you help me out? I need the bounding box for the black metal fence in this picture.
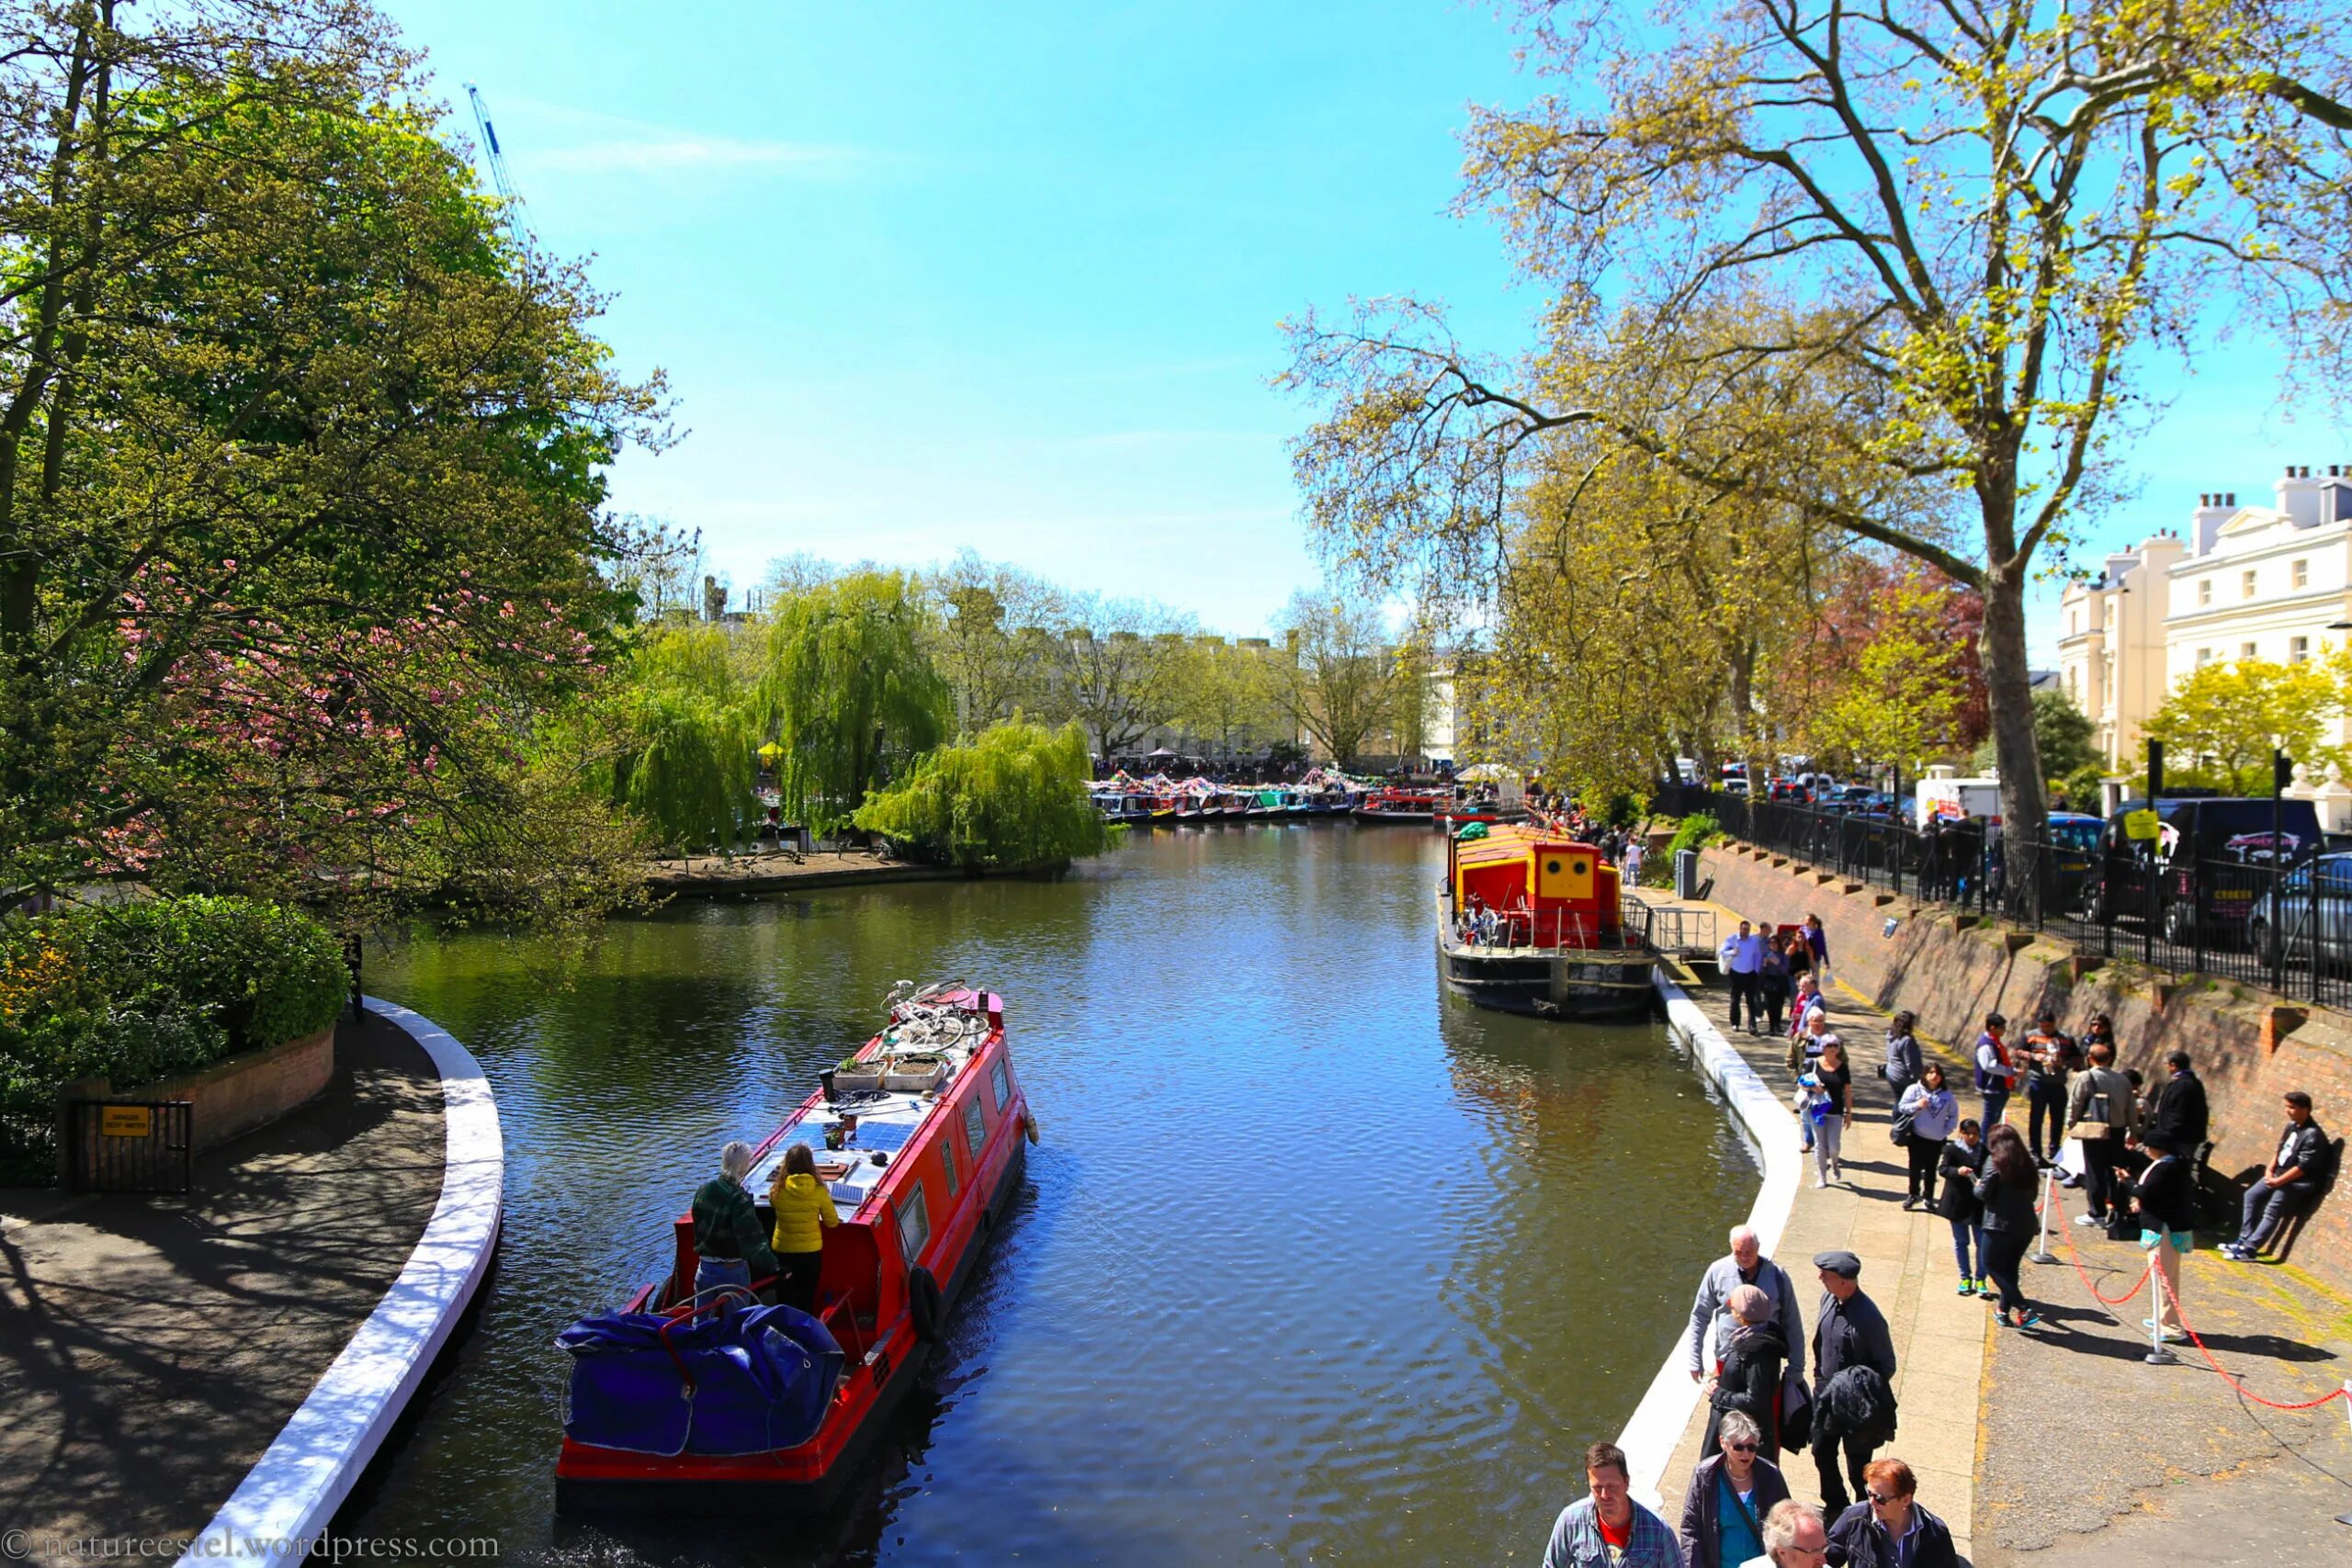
[63,1100,194,1192]
[1657,784,2352,1012]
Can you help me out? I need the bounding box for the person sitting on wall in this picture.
[2222,1091,2335,1262]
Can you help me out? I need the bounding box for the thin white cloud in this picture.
[484,96,860,175]
[528,136,855,173]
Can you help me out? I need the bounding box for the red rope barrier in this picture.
[2149,1259,2352,1413]
[2050,1178,2151,1308]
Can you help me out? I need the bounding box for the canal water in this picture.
[349,825,1758,1566]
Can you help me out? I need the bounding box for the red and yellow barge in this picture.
[1439,827,1655,1018]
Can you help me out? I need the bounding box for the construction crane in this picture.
[464,81,534,253]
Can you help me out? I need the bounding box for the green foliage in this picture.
[1268,586,1417,769]
[760,574,954,833]
[1666,813,1721,862]
[0,897,348,1181]
[1815,583,1966,771]
[591,623,758,857]
[1973,688,2100,784]
[0,10,664,921]
[612,687,757,856]
[2139,658,2337,795]
[852,721,1111,870]
[2053,761,2110,814]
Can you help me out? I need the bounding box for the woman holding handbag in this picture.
[1897,1062,1960,1210]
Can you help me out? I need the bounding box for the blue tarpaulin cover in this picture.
[559,1303,843,1456]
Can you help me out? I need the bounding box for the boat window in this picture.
[964,1099,987,1159]
[939,1134,959,1199]
[895,1183,930,1266]
[990,1058,1011,1111]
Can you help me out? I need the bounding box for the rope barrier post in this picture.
[2029,1167,2059,1266]
[2143,1252,2177,1366]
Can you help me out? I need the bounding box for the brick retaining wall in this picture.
[65,1026,336,1164]
[1700,844,2352,1286]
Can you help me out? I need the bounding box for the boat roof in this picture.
[745,987,1004,1220]
[1453,823,1573,863]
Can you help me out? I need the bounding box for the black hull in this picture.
[1440,948,1656,1018]
[555,1140,1028,1517]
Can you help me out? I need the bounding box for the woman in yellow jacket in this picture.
[768,1143,840,1313]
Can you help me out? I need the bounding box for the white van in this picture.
[1915,775,2003,828]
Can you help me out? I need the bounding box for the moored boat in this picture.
[554,983,1033,1513]
[1437,827,1655,1018]
[1433,802,1528,830]
[1354,785,1454,822]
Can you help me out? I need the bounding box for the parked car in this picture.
[2086,796,2323,943]
[2043,811,2107,912]
[2248,853,2352,970]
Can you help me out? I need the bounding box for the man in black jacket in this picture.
[2222,1092,2334,1260]
[2149,1052,2210,1158]
[1809,1250,1897,1517]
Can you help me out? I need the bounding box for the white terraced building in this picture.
[2056,464,2352,825]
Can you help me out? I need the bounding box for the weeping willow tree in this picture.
[596,623,756,863]
[613,691,756,863]
[759,573,953,832]
[854,720,1109,869]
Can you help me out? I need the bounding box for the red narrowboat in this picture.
[554,982,1033,1513]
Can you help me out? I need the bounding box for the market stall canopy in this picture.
[757,742,786,761]
[1457,762,1521,782]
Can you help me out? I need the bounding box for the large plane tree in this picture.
[1283,0,2352,875]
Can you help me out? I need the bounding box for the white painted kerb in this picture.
[1615,970,1803,1509]
[184,997,503,1561]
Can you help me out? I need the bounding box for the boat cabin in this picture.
[1448,825,1624,949]
[651,990,1020,1368]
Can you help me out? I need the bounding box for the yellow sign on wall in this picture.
[99,1105,153,1139]
[1536,847,1595,901]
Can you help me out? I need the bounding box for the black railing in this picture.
[64,1100,195,1192]
[1657,784,2352,1011]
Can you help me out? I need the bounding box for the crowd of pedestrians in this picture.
[1541,941,2338,1567]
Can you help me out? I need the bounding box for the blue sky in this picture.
[383,1,2348,655]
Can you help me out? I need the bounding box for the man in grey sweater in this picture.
[1685,1224,1807,1385]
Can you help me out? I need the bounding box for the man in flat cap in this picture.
[1808,1250,1897,1517]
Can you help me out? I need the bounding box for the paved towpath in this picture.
[0,1012,446,1548]
[1643,886,2352,1562]
[1654,947,1987,1558]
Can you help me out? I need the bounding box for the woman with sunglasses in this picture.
[1677,1409,1791,1568]
[1825,1458,1958,1567]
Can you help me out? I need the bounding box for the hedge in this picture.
[0,897,348,1182]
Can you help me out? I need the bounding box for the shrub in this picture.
[853,719,1111,870]
[1665,812,1722,862]
[0,897,347,1181]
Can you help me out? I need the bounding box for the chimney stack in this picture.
[2279,464,2324,527]
[2190,490,2233,555]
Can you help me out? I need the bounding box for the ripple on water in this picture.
[351,828,1758,1567]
